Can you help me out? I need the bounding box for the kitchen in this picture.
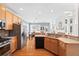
[0,3,79,56]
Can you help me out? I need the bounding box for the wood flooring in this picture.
[11,38,55,56]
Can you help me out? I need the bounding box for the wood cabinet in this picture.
[58,40,79,56]
[5,10,13,30]
[49,38,58,55]
[0,4,21,30]
[0,4,6,20]
[44,37,58,55]
[44,37,50,50]
[44,36,79,56]
[10,36,17,53]
[13,15,18,24]
[18,17,21,24]
[13,15,21,24]
[58,41,66,56]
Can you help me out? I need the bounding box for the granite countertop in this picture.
[35,34,79,44]
[47,36,79,44]
[57,37,79,44]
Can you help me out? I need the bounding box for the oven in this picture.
[0,40,10,56]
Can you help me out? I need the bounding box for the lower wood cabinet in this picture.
[58,40,79,56]
[58,41,66,56]
[10,36,17,53]
[5,11,13,30]
[49,38,58,55]
[44,36,79,56]
[44,37,58,55]
[44,37,50,50]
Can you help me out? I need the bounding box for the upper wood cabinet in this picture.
[13,15,20,24]
[0,4,6,20]
[13,15,21,24]
[0,4,21,30]
[17,16,21,24]
[5,10,13,30]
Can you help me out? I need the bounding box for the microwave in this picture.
[0,20,5,29]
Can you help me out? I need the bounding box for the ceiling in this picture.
[4,3,77,23]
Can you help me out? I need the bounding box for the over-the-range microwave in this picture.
[0,20,5,29]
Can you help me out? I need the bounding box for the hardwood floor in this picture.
[11,37,55,56]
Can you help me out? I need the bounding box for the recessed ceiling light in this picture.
[50,9,53,13]
[38,11,42,15]
[19,8,24,11]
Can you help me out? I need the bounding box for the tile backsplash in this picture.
[0,30,9,37]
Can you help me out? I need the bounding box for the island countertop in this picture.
[35,34,79,44]
[57,37,79,44]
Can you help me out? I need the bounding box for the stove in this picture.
[0,39,11,56]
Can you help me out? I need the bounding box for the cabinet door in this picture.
[44,37,50,50]
[5,11,13,30]
[18,17,21,24]
[58,41,66,56]
[13,15,19,24]
[44,37,47,48]
[11,36,17,53]
[49,38,58,55]
[0,4,6,20]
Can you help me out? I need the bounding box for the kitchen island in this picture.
[57,37,79,56]
[35,35,79,56]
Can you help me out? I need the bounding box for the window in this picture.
[40,27,44,30]
[70,26,72,33]
[70,18,73,24]
[40,27,43,30]
[65,19,67,24]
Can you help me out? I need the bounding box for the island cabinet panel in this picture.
[49,38,58,55]
[66,44,79,56]
[44,37,58,55]
[58,40,79,56]
[0,4,6,20]
[58,41,66,56]
[44,37,50,50]
[5,10,13,30]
